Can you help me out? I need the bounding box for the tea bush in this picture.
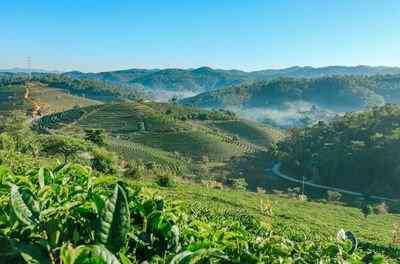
[0,163,393,263]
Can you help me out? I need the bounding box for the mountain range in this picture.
[61,65,400,93]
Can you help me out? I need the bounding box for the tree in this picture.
[326,190,342,202]
[85,129,107,146]
[91,147,118,174]
[41,135,87,163]
[231,178,248,191]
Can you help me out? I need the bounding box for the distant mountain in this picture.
[0,68,62,74]
[251,65,400,79]
[181,75,400,127]
[63,67,251,93]
[62,65,400,94]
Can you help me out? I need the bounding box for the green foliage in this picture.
[155,170,176,187]
[41,134,87,163]
[327,190,342,202]
[85,129,107,146]
[91,148,118,174]
[122,160,146,180]
[0,162,397,262]
[181,74,400,110]
[96,185,130,252]
[231,177,248,191]
[275,104,400,199]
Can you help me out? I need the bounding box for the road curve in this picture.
[269,162,398,202]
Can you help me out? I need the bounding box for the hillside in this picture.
[180,75,400,127]
[275,104,400,199]
[1,86,400,262]
[0,74,151,102]
[205,119,285,147]
[36,101,278,162]
[64,67,251,94]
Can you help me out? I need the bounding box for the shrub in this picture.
[155,170,176,187]
[362,204,375,218]
[272,189,284,196]
[41,134,87,163]
[84,128,107,146]
[91,147,118,174]
[287,187,301,198]
[259,199,273,216]
[201,180,224,189]
[256,187,267,194]
[231,178,248,191]
[123,160,146,180]
[393,222,400,245]
[327,190,342,202]
[373,202,388,215]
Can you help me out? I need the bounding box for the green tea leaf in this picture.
[96,184,130,252]
[75,244,121,264]
[38,167,45,189]
[10,184,38,226]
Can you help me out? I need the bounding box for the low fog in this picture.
[151,89,200,102]
[226,101,338,128]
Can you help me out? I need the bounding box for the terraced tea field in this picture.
[109,138,189,173]
[0,85,29,114]
[208,119,285,147]
[28,82,101,114]
[37,102,258,162]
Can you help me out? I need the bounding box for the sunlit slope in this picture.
[147,181,400,247]
[37,102,254,161]
[207,119,285,147]
[28,82,101,114]
[0,82,100,117]
[0,84,29,114]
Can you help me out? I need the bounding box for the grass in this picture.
[109,138,189,173]
[128,130,245,161]
[38,102,253,162]
[207,119,285,147]
[28,82,101,114]
[0,85,30,114]
[142,180,400,246]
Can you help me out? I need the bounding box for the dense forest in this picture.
[274,104,400,198]
[180,75,400,110]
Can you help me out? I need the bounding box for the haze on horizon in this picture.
[2,0,399,72]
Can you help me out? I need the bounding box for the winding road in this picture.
[268,162,398,202]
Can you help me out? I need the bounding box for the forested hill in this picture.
[274,104,400,199]
[63,67,251,92]
[0,74,151,102]
[62,65,400,93]
[181,75,400,111]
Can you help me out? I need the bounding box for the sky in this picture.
[1,0,399,72]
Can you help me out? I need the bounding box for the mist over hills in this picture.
[181,74,400,127]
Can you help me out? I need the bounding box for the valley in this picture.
[1,71,400,262]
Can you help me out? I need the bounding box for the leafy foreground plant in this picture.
[0,163,392,263]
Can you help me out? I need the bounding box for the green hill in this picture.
[180,75,400,127]
[180,75,393,111]
[0,84,30,115]
[275,104,400,199]
[63,65,400,93]
[36,102,263,163]
[206,119,285,147]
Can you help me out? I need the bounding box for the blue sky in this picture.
[1,0,399,72]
